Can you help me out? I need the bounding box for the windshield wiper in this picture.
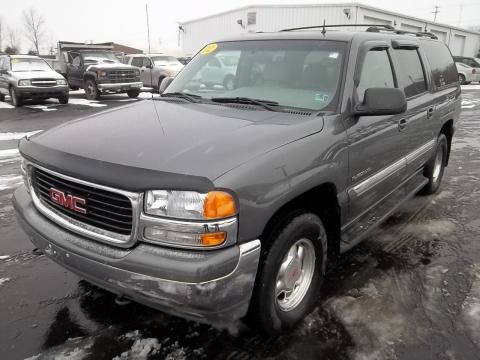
[210,97,280,111]
[160,92,202,103]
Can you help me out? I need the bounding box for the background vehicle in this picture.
[66,51,142,100]
[14,25,460,334]
[193,54,238,90]
[456,62,479,84]
[124,54,184,91]
[0,55,69,107]
[454,56,480,68]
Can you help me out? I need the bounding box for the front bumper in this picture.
[16,85,69,98]
[97,82,142,91]
[13,186,261,323]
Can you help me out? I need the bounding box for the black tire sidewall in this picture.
[58,95,69,104]
[127,90,140,98]
[10,87,21,107]
[250,213,327,333]
[84,79,99,100]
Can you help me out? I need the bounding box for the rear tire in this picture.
[84,79,100,100]
[0,94,5,102]
[127,89,140,98]
[248,212,327,334]
[422,134,448,195]
[10,87,22,107]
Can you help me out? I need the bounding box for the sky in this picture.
[0,0,479,54]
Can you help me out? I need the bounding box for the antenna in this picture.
[432,5,440,22]
[145,3,154,96]
[321,19,326,36]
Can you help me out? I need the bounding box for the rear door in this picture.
[345,43,408,225]
[390,41,435,175]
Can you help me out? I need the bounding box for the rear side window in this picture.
[421,40,457,88]
[394,49,427,98]
[357,49,395,102]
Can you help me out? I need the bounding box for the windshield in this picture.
[82,52,119,64]
[166,40,347,111]
[11,58,52,72]
[151,56,182,66]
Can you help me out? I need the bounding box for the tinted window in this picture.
[143,57,152,68]
[357,49,395,102]
[394,49,427,98]
[421,40,457,87]
[131,57,143,67]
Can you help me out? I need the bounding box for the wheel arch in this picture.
[260,182,341,262]
[440,119,454,166]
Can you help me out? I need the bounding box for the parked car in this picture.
[177,57,192,65]
[456,62,479,84]
[0,55,69,107]
[14,26,460,334]
[454,55,480,68]
[124,54,184,91]
[192,53,239,90]
[66,50,142,100]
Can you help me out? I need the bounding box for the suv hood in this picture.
[11,70,65,80]
[21,100,324,191]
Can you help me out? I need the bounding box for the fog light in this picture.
[144,227,226,247]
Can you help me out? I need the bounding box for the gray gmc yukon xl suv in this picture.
[13,26,461,333]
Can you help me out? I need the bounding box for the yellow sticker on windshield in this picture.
[200,43,218,55]
[11,58,20,63]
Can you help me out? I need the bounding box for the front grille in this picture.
[31,79,57,87]
[32,168,133,236]
[108,70,137,83]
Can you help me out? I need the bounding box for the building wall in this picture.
[179,4,480,57]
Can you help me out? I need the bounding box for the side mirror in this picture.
[159,77,174,93]
[146,63,153,69]
[354,88,407,116]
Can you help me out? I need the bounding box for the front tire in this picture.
[459,74,466,84]
[10,87,22,107]
[126,89,140,98]
[84,79,100,100]
[58,94,69,104]
[248,212,327,334]
[422,134,448,195]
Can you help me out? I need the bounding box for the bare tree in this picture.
[7,27,18,50]
[0,17,3,53]
[23,8,45,55]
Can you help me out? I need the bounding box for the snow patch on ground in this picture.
[0,101,14,109]
[403,219,456,239]
[461,84,480,90]
[23,337,93,360]
[114,330,161,359]
[461,264,480,344]
[0,130,43,141]
[0,175,23,191]
[0,255,10,260]
[25,104,57,112]
[0,277,11,286]
[0,149,19,158]
[67,98,107,107]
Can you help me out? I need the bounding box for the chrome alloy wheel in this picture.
[275,238,316,311]
[432,145,444,183]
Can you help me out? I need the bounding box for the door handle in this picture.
[427,107,434,119]
[398,118,407,131]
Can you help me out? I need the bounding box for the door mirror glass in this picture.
[159,77,174,93]
[354,87,407,116]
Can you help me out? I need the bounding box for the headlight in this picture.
[135,70,140,76]
[145,190,236,220]
[18,80,31,86]
[96,70,107,79]
[56,79,67,85]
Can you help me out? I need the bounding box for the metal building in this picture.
[178,2,480,57]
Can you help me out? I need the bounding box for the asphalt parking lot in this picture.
[1,86,480,360]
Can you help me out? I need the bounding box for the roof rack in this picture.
[280,24,394,32]
[366,26,438,39]
[280,23,438,40]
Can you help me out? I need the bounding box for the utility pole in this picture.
[432,5,440,22]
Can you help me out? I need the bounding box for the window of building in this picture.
[394,49,427,98]
[247,12,257,26]
[421,40,457,87]
[357,49,395,102]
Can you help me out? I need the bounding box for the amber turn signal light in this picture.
[201,232,226,246]
[203,191,236,219]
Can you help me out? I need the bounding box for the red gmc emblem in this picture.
[49,188,87,214]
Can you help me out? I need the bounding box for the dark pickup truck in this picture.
[14,25,461,334]
[66,50,142,100]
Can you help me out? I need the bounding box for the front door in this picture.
[344,46,408,230]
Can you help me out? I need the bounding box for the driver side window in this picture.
[357,49,395,103]
[72,55,81,66]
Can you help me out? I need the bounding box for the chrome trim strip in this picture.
[351,139,435,197]
[26,161,142,248]
[351,157,406,197]
[406,139,435,165]
[139,213,238,250]
[97,82,142,90]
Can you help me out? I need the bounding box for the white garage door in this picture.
[450,34,466,56]
[400,23,422,33]
[430,30,448,42]
[363,16,392,26]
